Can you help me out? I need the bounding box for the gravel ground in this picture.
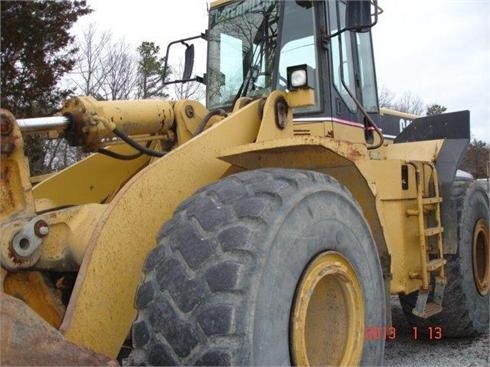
[384,297,489,367]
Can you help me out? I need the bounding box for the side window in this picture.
[220,34,244,101]
[356,32,379,113]
[328,1,357,112]
[278,36,316,89]
[277,1,319,112]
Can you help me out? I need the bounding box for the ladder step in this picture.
[422,197,442,205]
[427,258,446,271]
[413,302,443,318]
[423,205,437,213]
[424,227,443,236]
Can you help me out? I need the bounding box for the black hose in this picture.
[194,109,227,136]
[97,148,144,160]
[112,127,167,157]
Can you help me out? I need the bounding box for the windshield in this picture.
[207,1,280,110]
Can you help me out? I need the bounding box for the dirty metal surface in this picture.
[1,293,118,366]
[60,100,263,357]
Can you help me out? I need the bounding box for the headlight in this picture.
[287,64,313,90]
[290,70,307,88]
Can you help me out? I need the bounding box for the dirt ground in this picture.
[384,297,489,367]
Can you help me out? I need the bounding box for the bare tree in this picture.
[172,61,205,100]
[378,87,425,115]
[378,85,395,109]
[43,138,86,172]
[72,23,111,97]
[72,24,137,101]
[41,26,139,175]
[101,39,138,100]
[393,91,425,115]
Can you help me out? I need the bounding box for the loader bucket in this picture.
[1,294,118,366]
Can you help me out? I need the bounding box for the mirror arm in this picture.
[163,32,207,85]
[323,0,383,45]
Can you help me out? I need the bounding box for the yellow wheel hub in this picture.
[472,218,489,296]
[291,251,365,366]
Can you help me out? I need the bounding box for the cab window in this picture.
[277,1,319,112]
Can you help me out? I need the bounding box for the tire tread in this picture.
[127,169,375,365]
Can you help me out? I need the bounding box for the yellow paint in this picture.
[286,88,315,108]
[256,91,294,142]
[210,0,230,9]
[61,100,263,357]
[173,100,225,145]
[2,91,456,360]
[383,139,443,161]
[0,110,35,221]
[32,145,150,208]
[291,251,364,366]
[380,107,419,121]
[34,204,107,269]
[59,96,174,151]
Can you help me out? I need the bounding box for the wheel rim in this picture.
[291,251,365,366]
[472,218,489,296]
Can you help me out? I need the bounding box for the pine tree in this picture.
[1,0,91,175]
[1,1,91,117]
[136,41,171,99]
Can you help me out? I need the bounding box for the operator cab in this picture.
[206,0,381,143]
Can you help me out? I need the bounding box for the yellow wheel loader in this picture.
[1,1,488,365]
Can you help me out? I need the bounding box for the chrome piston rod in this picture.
[17,116,70,133]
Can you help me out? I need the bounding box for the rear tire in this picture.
[127,169,386,365]
[400,180,489,337]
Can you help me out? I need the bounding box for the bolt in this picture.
[39,226,49,236]
[34,220,49,237]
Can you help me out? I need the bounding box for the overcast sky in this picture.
[73,0,489,141]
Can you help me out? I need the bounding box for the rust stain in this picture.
[8,246,28,266]
[347,147,364,161]
[1,165,16,212]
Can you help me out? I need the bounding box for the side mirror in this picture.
[183,44,195,80]
[346,0,374,32]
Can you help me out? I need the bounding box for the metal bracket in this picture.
[11,218,48,259]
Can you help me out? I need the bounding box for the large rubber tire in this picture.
[399,180,489,337]
[127,169,385,365]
